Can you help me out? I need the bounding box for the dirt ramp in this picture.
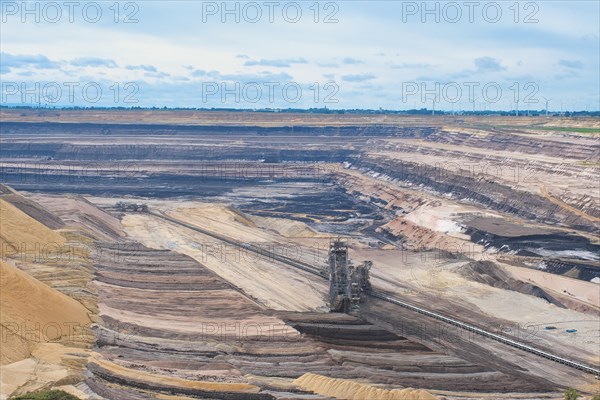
[293,373,437,400]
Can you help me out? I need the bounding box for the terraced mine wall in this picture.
[1,142,358,162]
[0,121,437,138]
[0,122,436,162]
[88,241,556,396]
[424,130,599,161]
[465,226,599,281]
[465,227,599,260]
[351,156,598,234]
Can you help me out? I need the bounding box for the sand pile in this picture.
[0,261,91,365]
[169,205,274,243]
[0,199,66,260]
[90,357,262,393]
[30,195,126,242]
[293,373,437,400]
[454,261,565,308]
[250,215,327,238]
[1,189,65,230]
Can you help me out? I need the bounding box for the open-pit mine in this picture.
[0,109,598,399]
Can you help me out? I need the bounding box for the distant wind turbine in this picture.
[471,96,477,114]
[543,97,552,116]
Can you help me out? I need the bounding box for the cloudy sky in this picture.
[1,0,599,110]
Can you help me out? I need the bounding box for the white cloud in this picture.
[1,1,597,109]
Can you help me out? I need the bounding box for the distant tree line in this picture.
[1,105,599,117]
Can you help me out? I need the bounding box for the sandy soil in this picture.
[293,373,437,400]
[0,193,96,399]
[90,356,262,393]
[2,111,598,398]
[502,264,599,309]
[0,341,91,399]
[249,215,329,238]
[0,260,91,365]
[357,248,600,365]
[0,199,66,260]
[29,195,126,242]
[122,208,328,312]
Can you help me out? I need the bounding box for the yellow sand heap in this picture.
[0,199,66,260]
[91,357,262,393]
[293,373,437,400]
[0,261,91,365]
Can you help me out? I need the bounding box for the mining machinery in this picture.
[324,239,372,314]
[115,201,148,213]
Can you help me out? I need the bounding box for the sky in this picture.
[1,0,599,110]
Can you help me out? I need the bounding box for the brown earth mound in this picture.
[0,261,91,365]
[454,261,565,308]
[0,199,66,260]
[0,184,65,229]
[293,373,437,399]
